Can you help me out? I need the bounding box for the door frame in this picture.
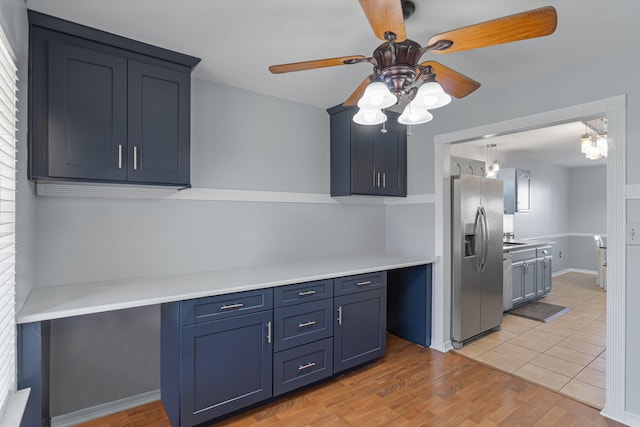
[431,95,625,421]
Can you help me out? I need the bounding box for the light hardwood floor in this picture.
[456,272,606,409]
[76,333,620,427]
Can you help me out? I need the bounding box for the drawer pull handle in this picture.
[298,320,317,328]
[298,362,316,371]
[298,290,317,297]
[337,306,342,325]
[357,280,372,286]
[220,303,244,310]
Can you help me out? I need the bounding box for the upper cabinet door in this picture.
[351,123,376,194]
[127,61,190,185]
[48,41,128,181]
[516,169,531,213]
[373,119,406,196]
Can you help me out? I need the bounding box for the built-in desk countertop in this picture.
[17,254,432,324]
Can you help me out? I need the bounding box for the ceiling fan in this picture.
[269,0,557,125]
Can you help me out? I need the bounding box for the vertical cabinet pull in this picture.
[337,306,342,326]
[133,146,138,170]
[376,172,381,188]
[118,145,123,169]
[266,321,272,344]
[382,173,386,188]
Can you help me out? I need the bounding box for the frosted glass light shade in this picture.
[412,81,451,109]
[580,134,591,153]
[357,82,397,109]
[398,103,433,125]
[353,108,387,125]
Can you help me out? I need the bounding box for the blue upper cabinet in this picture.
[328,105,407,197]
[27,10,200,187]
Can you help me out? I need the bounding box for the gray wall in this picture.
[38,78,387,415]
[501,153,571,240]
[569,166,607,235]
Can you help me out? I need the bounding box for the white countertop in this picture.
[17,254,432,324]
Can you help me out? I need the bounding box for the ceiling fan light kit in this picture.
[353,108,388,125]
[269,1,557,127]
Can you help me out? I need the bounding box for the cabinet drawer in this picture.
[334,271,387,296]
[274,279,333,307]
[274,299,333,352]
[536,246,552,258]
[273,337,333,396]
[510,249,536,263]
[180,289,273,326]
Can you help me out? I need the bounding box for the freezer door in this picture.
[451,175,483,343]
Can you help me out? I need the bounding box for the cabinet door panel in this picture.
[374,123,405,196]
[180,311,272,425]
[48,41,127,180]
[128,61,190,185]
[334,288,386,373]
[351,124,376,194]
[511,262,525,306]
[274,299,333,352]
[523,261,536,300]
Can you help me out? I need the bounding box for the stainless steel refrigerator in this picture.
[451,175,504,349]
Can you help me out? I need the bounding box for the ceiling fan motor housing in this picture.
[373,39,422,98]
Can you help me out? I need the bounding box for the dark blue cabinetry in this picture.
[334,272,387,373]
[161,289,273,427]
[28,10,199,186]
[327,105,407,197]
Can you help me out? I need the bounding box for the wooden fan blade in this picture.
[343,76,373,106]
[359,0,407,42]
[420,61,480,98]
[269,55,366,74]
[428,6,557,54]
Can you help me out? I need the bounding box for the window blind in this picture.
[0,26,18,416]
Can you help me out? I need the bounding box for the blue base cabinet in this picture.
[161,289,274,427]
[161,274,390,426]
[334,272,387,373]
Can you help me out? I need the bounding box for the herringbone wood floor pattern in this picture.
[76,334,622,427]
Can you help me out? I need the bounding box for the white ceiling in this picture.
[25,0,628,168]
[464,121,608,168]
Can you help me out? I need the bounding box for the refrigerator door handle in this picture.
[474,207,483,272]
[480,206,490,271]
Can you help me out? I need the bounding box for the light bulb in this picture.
[357,82,396,110]
[412,81,451,109]
[398,103,433,125]
[353,108,387,125]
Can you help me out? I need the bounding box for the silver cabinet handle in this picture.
[298,362,316,371]
[357,280,372,286]
[376,172,381,188]
[298,290,316,297]
[118,145,123,169]
[220,303,244,310]
[267,321,272,344]
[133,146,138,170]
[382,173,386,188]
[298,320,317,328]
[337,306,342,325]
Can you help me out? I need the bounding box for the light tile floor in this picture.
[455,271,606,409]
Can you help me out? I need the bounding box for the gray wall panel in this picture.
[569,166,607,235]
[385,203,434,259]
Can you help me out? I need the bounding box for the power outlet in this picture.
[627,224,640,245]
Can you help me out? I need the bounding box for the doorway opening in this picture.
[430,95,625,420]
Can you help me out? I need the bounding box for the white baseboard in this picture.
[51,390,160,427]
[553,268,597,277]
